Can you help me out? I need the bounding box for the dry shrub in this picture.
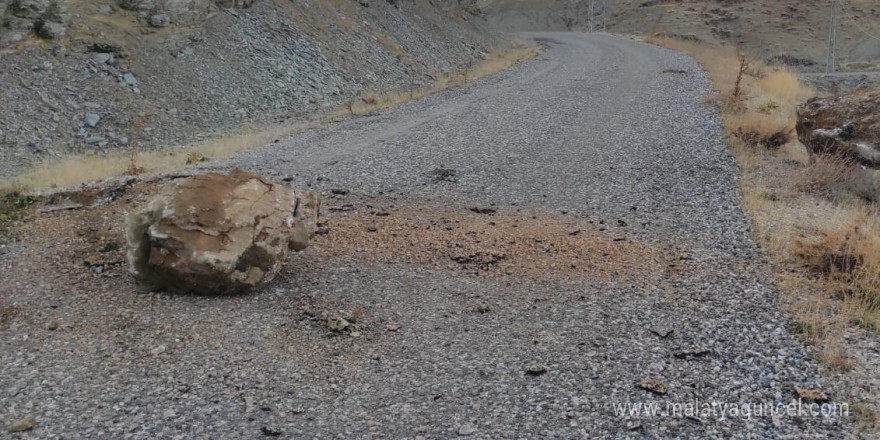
[759,70,805,102]
[819,343,855,372]
[794,211,880,310]
[795,154,856,194]
[725,112,793,149]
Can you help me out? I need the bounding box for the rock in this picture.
[856,166,880,202]
[796,89,880,166]
[525,365,547,376]
[650,325,673,338]
[327,316,360,334]
[41,0,69,22]
[123,73,138,86]
[7,416,36,432]
[34,21,66,39]
[149,13,170,27]
[458,424,477,436]
[47,320,59,330]
[92,52,114,64]
[8,0,49,19]
[261,426,283,436]
[84,113,100,127]
[124,170,320,295]
[215,0,255,9]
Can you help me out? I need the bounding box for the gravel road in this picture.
[1,33,855,439]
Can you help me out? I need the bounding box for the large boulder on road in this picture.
[124,170,319,295]
[796,89,880,166]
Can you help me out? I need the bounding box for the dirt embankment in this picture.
[0,0,505,180]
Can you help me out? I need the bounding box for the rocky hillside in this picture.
[0,0,504,180]
[480,0,880,69]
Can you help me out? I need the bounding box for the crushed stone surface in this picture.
[0,34,860,439]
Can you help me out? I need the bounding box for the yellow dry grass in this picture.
[0,123,311,193]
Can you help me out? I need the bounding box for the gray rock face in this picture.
[124,170,320,295]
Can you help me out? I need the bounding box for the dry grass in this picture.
[795,209,880,310]
[0,122,313,193]
[795,154,857,196]
[329,44,541,119]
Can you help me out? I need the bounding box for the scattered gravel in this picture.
[0,34,861,439]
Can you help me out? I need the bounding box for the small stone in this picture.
[123,73,138,86]
[525,365,547,376]
[261,426,282,436]
[327,317,351,333]
[650,326,673,338]
[638,379,668,395]
[458,424,476,436]
[386,325,400,332]
[151,345,166,355]
[85,113,100,127]
[92,52,113,64]
[35,22,66,39]
[47,320,59,331]
[7,416,36,432]
[149,13,170,27]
